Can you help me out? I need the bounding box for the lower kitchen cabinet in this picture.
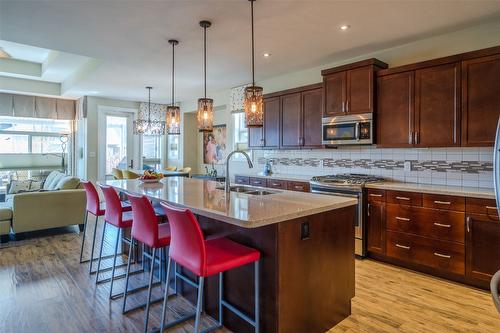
[235,175,310,193]
[366,190,386,254]
[466,212,500,283]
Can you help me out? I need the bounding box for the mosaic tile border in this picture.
[257,157,492,174]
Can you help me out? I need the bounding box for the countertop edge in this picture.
[365,182,495,199]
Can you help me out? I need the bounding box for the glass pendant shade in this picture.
[197,98,214,132]
[244,85,264,127]
[166,105,181,135]
[133,86,166,135]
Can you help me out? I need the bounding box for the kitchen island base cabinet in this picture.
[179,206,356,333]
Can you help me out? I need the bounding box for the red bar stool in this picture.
[159,202,260,333]
[80,181,131,274]
[124,194,173,333]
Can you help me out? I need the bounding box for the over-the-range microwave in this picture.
[322,112,373,146]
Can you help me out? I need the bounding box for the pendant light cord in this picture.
[171,43,175,106]
[147,87,151,122]
[203,25,207,99]
[251,0,255,86]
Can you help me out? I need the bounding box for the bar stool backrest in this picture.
[82,180,101,215]
[160,202,206,276]
[99,184,125,227]
[127,194,159,247]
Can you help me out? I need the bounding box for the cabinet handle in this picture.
[271,183,281,187]
[434,200,451,205]
[433,222,451,228]
[369,194,383,197]
[434,252,451,259]
[409,132,414,145]
[486,206,498,210]
[395,216,410,222]
[294,185,304,190]
[415,131,419,144]
[466,216,471,232]
[367,203,371,216]
[396,196,410,201]
[396,244,410,250]
[346,100,349,112]
[342,101,345,113]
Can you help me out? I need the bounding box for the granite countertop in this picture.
[106,178,357,228]
[235,173,313,182]
[365,181,495,199]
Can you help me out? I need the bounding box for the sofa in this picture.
[3,171,86,236]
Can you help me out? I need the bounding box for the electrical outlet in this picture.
[404,161,412,172]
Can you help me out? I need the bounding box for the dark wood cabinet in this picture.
[248,97,280,149]
[377,72,414,147]
[322,59,388,117]
[462,53,500,146]
[415,63,460,147]
[367,200,386,254]
[302,88,323,148]
[466,213,500,283]
[323,71,346,116]
[280,93,302,148]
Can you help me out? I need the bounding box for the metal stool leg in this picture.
[159,257,172,332]
[95,221,107,284]
[255,260,260,333]
[79,211,89,263]
[109,227,121,299]
[122,238,135,313]
[144,248,156,333]
[89,214,99,273]
[194,276,205,333]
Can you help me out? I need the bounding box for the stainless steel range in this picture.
[310,174,385,257]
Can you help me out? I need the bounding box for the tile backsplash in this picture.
[252,147,494,188]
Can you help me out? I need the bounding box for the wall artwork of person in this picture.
[203,124,227,164]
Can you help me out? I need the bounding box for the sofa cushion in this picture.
[43,171,60,190]
[30,180,43,191]
[46,172,66,190]
[8,180,31,194]
[0,202,12,221]
[55,176,80,190]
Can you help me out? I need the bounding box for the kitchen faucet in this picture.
[225,150,253,193]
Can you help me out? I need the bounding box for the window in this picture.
[142,135,162,170]
[233,112,248,151]
[168,135,179,160]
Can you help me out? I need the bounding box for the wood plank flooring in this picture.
[0,219,499,333]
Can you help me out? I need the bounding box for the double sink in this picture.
[216,185,279,196]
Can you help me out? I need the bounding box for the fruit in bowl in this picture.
[139,170,164,183]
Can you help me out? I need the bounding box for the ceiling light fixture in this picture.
[166,39,181,135]
[133,86,166,135]
[339,24,350,31]
[244,0,264,128]
[197,20,214,133]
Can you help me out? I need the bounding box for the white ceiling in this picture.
[1,0,500,104]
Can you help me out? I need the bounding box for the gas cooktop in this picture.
[310,173,385,188]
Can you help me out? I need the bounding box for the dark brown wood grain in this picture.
[466,197,499,219]
[422,193,465,211]
[386,190,423,206]
[286,181,310,192]
[347,66,374,114]
[323,71,346,116]
[266,178,287,190]
[302,87,323,148]
[366,200,386,254]
[280,92,302,148]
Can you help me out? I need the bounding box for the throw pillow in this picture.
[55,176,80,190]
[30,181,43,191]
[8,180,32,194]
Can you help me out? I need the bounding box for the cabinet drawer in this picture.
[287,181,310,192]
[234,176,250,185]
[387,190,422,206]
[386,204,465,243]
[386,231,465,275]
[267,179,287,189]
[249,177,266,187]
[367,189,386,203]
[423,193,465,211]
[466,197,499,220]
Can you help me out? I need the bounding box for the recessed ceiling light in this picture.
[263,53,271,58]
[339,24,350,31]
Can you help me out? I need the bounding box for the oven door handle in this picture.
[310,189,360,199]
[355,122,360,141]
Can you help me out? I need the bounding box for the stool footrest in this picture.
[175,271,198,289]
[149,311,198,333]
[221,299,256,327]
[122,296,164,314]
[111,280,162,300]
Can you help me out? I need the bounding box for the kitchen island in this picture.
[106,177,357,333]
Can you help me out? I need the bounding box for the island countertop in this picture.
[105,177,357,228]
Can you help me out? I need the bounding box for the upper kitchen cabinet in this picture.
[280,92,302,148]
[462,53,500,146]
[248,96,280,149]
[321,59,388,117]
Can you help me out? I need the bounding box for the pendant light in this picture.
[244,0,264,128]
[166,39,181,135]
[133,86,166,135]
[197,20,214,132]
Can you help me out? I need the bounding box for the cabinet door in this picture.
[462,54,500,146]
[466,213,500,282]
[263,97,280,148]
[248,126,263,148]
[302,88,323,148]
[377,72,414,147]
[367,201,386,254]
[347,66,373,114]
[280,93,302,148]
[323,71,346,116]
[415,63,460,147]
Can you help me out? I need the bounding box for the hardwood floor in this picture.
[0,219,499,333]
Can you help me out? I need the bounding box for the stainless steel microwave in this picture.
[322,113,373,146]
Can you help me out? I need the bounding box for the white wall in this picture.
[179,19,500,183]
